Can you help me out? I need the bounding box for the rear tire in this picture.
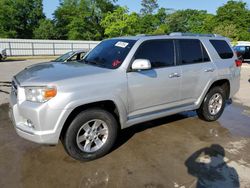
[63,108,118,161]
[197,86,226,121]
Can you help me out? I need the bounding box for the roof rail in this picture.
[169,32,223,38]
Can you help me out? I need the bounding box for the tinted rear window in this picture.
[179,39,210,65]
[210,40,233,59]
[134,40,175,68]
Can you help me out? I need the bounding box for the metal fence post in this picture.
[8,42,12,56]
[31,42,34,56]
[71,43,73,51]
[88,43,91,51]
[53,43,56,56]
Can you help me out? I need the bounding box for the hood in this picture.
[15,61,111,86]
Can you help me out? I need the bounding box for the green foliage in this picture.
[214,0,250,40]
[140,0,159,15]
[101,7,140,37]
[53,0,117,40]
[138,8,169,34]
[33,19,56,39]
[213,24,239,41]
[0,0,44,38]
[166,9,215,34]
[0,0,249,41]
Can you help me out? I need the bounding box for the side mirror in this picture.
[131,59,151,71]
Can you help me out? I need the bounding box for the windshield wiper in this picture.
[83,59,106,68]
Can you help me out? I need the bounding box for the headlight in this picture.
[24,86,57,103]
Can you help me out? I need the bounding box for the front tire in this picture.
[63,108,118,161]
[197,86,226,121]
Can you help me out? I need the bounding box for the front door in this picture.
[127,39,181,117]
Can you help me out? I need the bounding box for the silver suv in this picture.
[9,33,241,161]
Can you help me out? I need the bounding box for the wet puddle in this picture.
[219,103,250,137]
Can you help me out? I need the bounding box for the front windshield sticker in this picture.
[115,41,129,48]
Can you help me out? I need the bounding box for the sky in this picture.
[43,0,250,19]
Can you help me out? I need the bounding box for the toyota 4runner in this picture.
[9,33,241,161]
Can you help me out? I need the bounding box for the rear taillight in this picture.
[235,59,242,67]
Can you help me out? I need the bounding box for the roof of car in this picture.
[113,33,227,41]
[236,41,250,46]
[74,49,87,53]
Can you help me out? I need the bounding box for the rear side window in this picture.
[178,39,210,65]
[134,40,175,68]
[210,40,234,59]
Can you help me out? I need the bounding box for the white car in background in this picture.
[0,48,7,61]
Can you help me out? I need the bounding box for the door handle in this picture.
[169,73,181,78]
[204,68,215,72]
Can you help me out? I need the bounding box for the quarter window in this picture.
[134,40,175,68]
[210,40,234,59]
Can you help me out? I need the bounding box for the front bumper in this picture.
[9,83,69,145]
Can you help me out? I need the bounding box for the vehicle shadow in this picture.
[114,100,234,151]
[113,112,194,151]
[185,144,240,188]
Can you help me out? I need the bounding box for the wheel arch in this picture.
[197,78,231,108]
[208,79,230,100]
[60,100,124,139]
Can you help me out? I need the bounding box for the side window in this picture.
[178,39,207,65]
[134,40,175,68]
[79,52,86,60]
[68,54,77,61]
[210,40,234,59]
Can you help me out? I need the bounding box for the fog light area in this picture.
[26,119,34,129]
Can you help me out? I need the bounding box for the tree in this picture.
[101,7,140,37]
[53,0,81,39]
[33,19,56,39]
[213,24,239,41]
[166,9,215,34]
[0,0,44,38]
[215,0,250,40]
[140,0,159,15]
[54,0,117,40]
[137,8,170,34]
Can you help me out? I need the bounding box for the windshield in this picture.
[54,51,75,62]
[82,39,136,69]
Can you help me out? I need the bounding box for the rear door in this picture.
[177,39,216,104]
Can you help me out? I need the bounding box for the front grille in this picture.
[11,80,18,96]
